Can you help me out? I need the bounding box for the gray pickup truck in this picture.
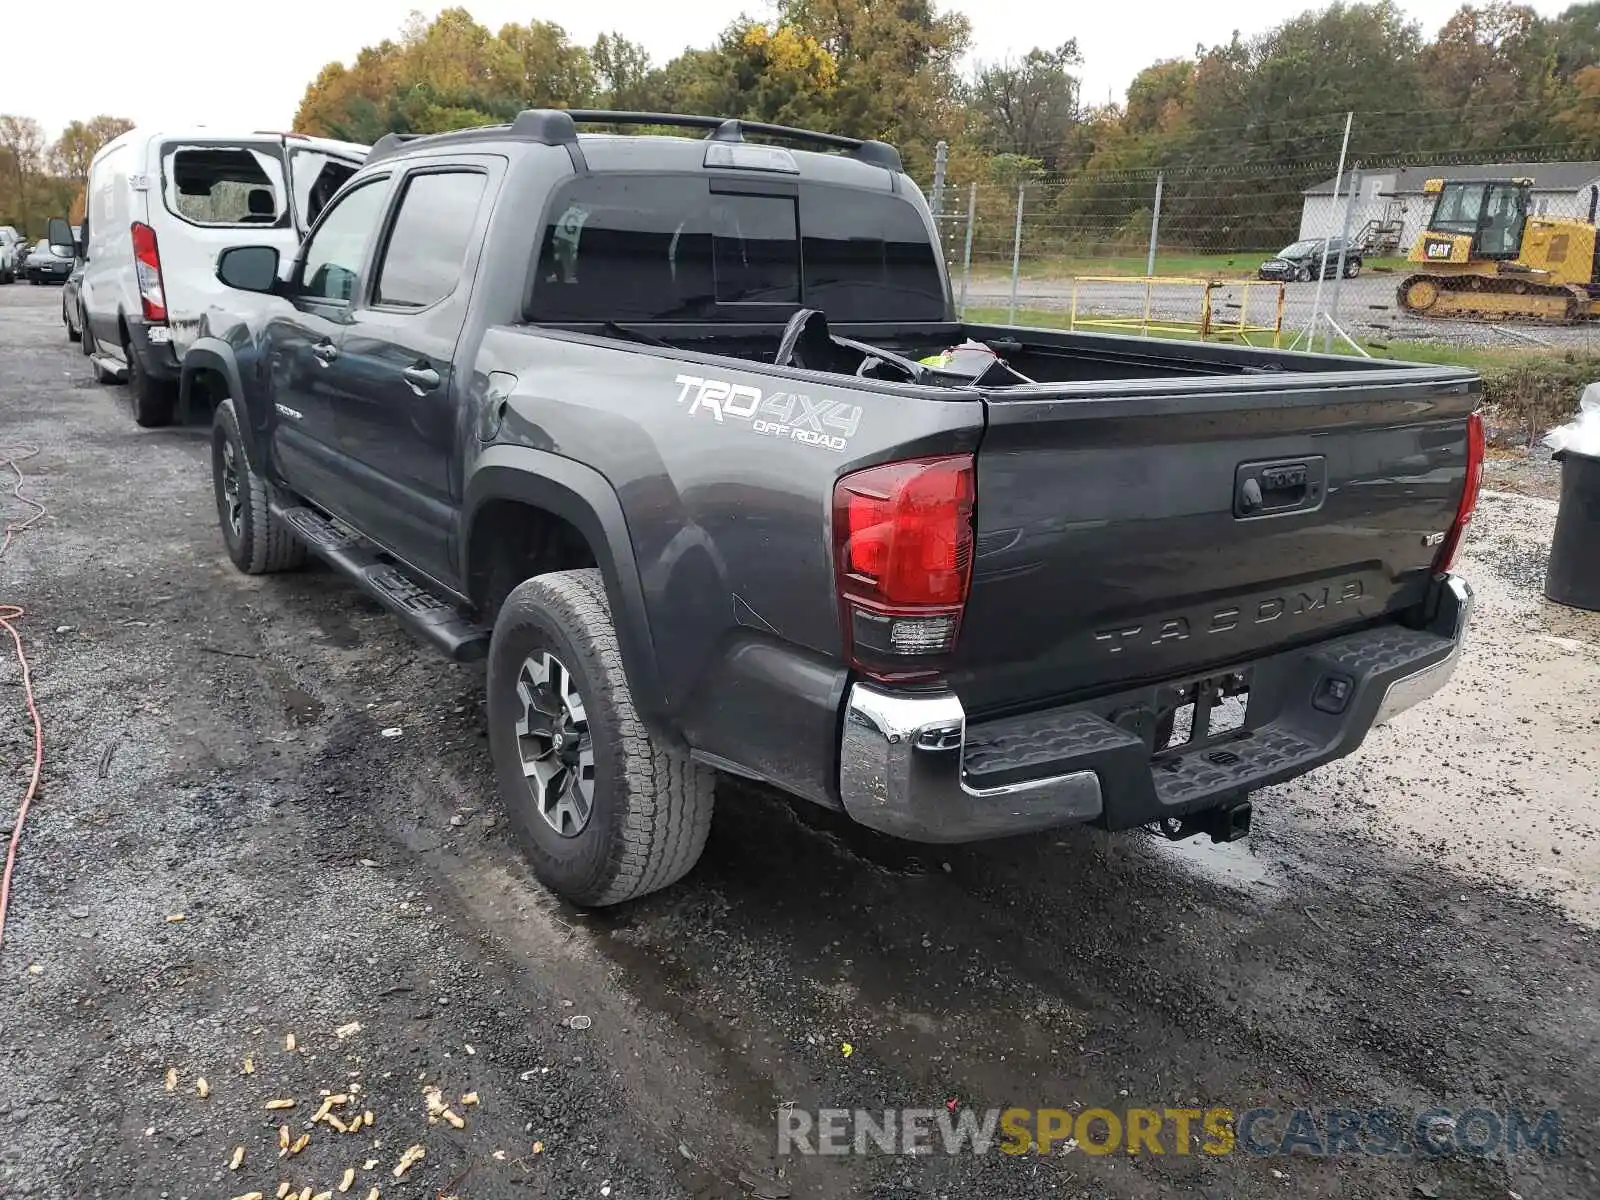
[183,110,1482,905]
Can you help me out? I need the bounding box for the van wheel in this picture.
[487,569,715,906]
[126,337,175,427]
[212,398,306,574]
[64,301,80,342]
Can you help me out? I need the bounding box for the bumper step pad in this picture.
[960,619,1460,829]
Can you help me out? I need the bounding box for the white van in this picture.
[73,128,368,425]
[0,226,21,284]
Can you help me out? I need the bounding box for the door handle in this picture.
[403,363,441,394]
[311,340,339,364]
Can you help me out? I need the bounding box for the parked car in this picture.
[23,237,73,284]
[187,108,1482,908]
[67,126,367,425]
[62,229,87,342]
[0,225,20,283]
[1258,237,1363,282]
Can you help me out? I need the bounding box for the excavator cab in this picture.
[1419,179,1530,260]
[1400,176,1595,322]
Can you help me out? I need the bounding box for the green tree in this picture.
[967,42,1082,167]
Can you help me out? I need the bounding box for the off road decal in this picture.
[672,374,862,453]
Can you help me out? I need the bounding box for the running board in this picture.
[272,503,490,662]
[90,353,129,383]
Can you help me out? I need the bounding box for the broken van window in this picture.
[162,145,288,228]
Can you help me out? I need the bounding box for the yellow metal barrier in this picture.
[1065,276,1286,348]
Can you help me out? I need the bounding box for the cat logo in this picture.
[1424,238,1456,261]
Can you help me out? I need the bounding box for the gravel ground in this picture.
[1,283,1597,1200]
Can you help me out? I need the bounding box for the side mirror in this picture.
[217,245,281,294]
[46,216,73,253]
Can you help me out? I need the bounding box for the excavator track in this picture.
[1396,273,1593,324]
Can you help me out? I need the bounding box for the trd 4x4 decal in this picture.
[673,374,862,453]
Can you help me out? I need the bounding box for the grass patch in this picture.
[961,305,1598,440]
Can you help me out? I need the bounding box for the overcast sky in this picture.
[4,0,1577,141]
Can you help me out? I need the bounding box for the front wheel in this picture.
[64,300,80,342]
[487,569,715,906]
[1295,264,1313,283]
[211,398,306,574]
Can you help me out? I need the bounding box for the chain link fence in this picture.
[929,140,1600,354]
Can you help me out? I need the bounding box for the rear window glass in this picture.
[528,174,944,322]
[162,144,288,227]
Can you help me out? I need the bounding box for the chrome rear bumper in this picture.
[838,574,1474,844]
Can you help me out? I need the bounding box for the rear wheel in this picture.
[211,398,306,574]
[487,569,715,906]
[126,335,176,427]
[1343,257,1362,278]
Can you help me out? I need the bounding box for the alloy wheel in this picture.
[219,438,244,536]
[513,651,595,837]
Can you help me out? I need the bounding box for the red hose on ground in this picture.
[0,445,45,952]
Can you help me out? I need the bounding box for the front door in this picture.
[328,165,494,585]
[265,174,392,505]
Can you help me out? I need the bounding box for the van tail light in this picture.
[1434,410,1484,573]
[832,454,975,680]
[130,221,167,323]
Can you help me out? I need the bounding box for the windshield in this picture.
[1279,240,1323,257]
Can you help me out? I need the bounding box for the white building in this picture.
[1298,160,1600,254]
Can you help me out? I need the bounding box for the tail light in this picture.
[130,221,167,323]
[1434,410,1484,573]
[832,454,975,680]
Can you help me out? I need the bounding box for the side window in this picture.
[163,145,288,227]
[372,172,487,309]
[300,178,389,303]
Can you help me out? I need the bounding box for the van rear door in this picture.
[152,138,299,357]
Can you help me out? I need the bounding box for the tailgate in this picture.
[949,369,1479,716]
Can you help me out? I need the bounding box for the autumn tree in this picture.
[779,0,971,157]
[1418,3,1562,153]
[51,115,133,180]
[0,115,45,229]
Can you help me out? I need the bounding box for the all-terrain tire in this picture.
[127,337,176,427]
[64,298,80,342]
[212,398,306,574]
[487,568,714,906]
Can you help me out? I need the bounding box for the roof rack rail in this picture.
[362,109,904,172]
[366,131,425,162]
[558,110,902,172]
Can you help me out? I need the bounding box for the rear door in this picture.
[154,139,296,355]
[324,160,497,584]
[949,372,1478,716]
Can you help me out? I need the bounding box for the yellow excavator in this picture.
[1397,176,1600,323]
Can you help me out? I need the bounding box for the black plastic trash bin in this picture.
[1545,449,1600,612]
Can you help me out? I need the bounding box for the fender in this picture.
[180,338,258,464]
[461,446,673,738]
